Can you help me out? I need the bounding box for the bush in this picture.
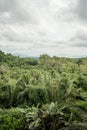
[28,86,48,106]
[0,108,26,130]
[76,101,87,111]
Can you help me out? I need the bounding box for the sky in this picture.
[0,0,87,57]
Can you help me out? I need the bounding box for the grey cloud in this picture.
[75,42,87,47]
[0,0,16,12]
[1,31,33,43]
[0,0,87,57]
[32,41,63,49]
[0,0,38,24]
[70,30,87,47]
[77,0,87,22]
[71,32,87,41]
[70,40,87,47]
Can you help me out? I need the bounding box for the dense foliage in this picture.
[0,51,87,130]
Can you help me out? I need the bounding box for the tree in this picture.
[77,59,83,66]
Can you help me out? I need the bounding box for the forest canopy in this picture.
[0,50,87,130]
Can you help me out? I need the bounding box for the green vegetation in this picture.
[0,51,87,130]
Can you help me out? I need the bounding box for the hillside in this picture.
[0,51,87,130]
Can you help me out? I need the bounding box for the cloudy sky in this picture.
[0,0,87,57]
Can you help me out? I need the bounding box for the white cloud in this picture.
[0,0,87,57]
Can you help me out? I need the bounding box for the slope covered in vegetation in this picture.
[0,50,87,130]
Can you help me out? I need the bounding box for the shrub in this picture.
[0,108,26,130]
